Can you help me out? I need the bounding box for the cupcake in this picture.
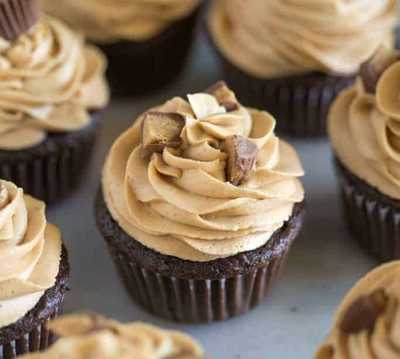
[0,0,109,204]
[20,313,204,358]
[315,261,400,358]
[206,0,397,137]
[40,0,202,96]
[96,82,305,323]
[329,46,400,262]
[0,179,69,358]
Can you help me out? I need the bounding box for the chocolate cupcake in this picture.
[96,82,305,323]
[329,46,400,262]
[19,313,204,358]
[0,179,69,359]
[0,0,109,204]
[206,0,397,137]
[315,261,400,358]
[40,0,202,96]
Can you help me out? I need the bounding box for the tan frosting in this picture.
[315,261,400,359]
[329,48,400,199]
[0,180,62,328]
[39,0,201,43]
[21,314,204,359]
[102,85,305,262]
[0,16,109,151]
[207,0,397,78]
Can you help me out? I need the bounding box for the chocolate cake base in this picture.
[97,6,202,97]
[0,246,69,359]
[95,190,305,323]
[205,26,355,138]
[335,157,400,262]
[0,112,102,205]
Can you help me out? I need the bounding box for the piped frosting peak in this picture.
[0,179,61,328]
[315,261,400,359]
[21,314,204,359]
[0,16,109,150]
[329,46,400,199]
[102,82,304,261]
[208,0,397,77]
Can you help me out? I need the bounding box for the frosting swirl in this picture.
[0,180,62,328]
[0,16,109,151]
[208,0,397,77]
[315,261,400,359]
[21,314,204,359]
[102,84,305,262]
[329,47,400,199]
[39,0,201,43]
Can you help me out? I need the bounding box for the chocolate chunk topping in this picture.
[225,135,258,186]
[141,112,185,155]
[221,100,239,112]
[205,81,239,111]
[360,62,380,94]
[340,289,388,334]
[360,48,400,94]
[205,81,228,95]
[0,0,40,41]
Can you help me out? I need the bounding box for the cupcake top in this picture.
[208,0,397,78]
[21,313,204,358]
[329,46,400,199]
[315,261,400,358]
[0,179,62,328]
[102,82,305,262]
[39,0,201,43]
[0,9,109,151]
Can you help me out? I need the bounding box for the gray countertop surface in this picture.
[48,32,379,359]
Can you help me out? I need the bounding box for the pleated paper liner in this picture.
[0,113,102,205]
[108,246,291,323]
[0,0,40,41]
[96,5,202,97]
[335,158,400,262]
[205,25,355,138]
[0,310,59,359]
[96,191,305,323]
[0,246,69,359]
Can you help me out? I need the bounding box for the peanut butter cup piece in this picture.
[360,47,400,94]
[141,111,185,155]
[0,0,40,40]
[340,289,388,334]
[225,135,258,186]
[206,81,239,111]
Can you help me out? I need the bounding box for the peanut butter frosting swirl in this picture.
[208,0,397,78]
[0,180,62,328]
[39,0,201,43]
[315,261,400,359]
[329,47,400,199]
[102,84,305,262]
[21,314,204,359]
[0,16,109,151]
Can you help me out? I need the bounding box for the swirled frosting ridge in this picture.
[102,83,305,261]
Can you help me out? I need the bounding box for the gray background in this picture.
[48,32,379,358]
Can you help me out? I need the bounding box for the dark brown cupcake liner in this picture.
[205,25,355,138]
[335,157,400,262]
[397,26,400,49]
[108,243,291,323]
[96,5,202,97]
[0,0,39,40]
[0,112,102,205]
[0,310,59,359]
[0,246,69,359]
[96,190,305,323]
